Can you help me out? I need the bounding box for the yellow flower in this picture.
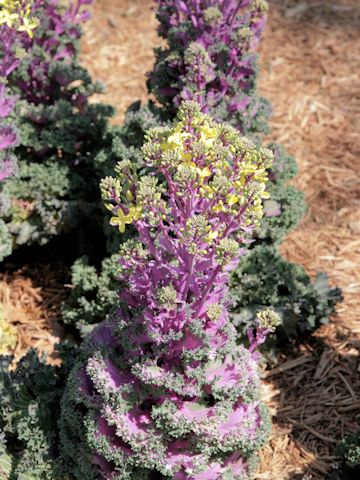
[0,0,37,36]
[128,205,143,221]
[0,312,17,355]
[199,185,214,199]
[110,208,133,233]
[235,178,246,189]
[226,194,239,206]
[212,201,226,213]
[204,229,218,243]
[160,142,172,152]
[261,191,270,199]
[181,152,193,163]
[200,123,217,146]
[167,131,183,148]
[196,166,211,182]
[241,166,257,175]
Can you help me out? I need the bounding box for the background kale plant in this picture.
[0,345,77,480]
[0,0,114,259]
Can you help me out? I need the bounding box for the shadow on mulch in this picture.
[261,321,360,479]
[270,0,360,30]
[0,227,107,362]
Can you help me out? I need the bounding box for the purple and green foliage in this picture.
[332,431,360,479]
[0,344,78,479]
[60,102,280,479]
[149,0,271,135]
[0,0,32,259]
[147,0,304,233]
[0,0,114,259]
[62,0,338,347]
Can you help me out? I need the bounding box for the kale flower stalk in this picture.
[102,101,272,355]
[60,102,277,479]
[156,0,268,46]
[149,0,270,134]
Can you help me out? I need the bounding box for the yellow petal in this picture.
[110,217,119,227]
[226,194,239,206]
[206,230,218,242]
[196,167,211,179]
[181,153,193,163]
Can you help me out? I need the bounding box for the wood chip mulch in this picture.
[257,1,360,477]
[0,263,67,364]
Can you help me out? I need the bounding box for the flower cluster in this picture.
[0,0,37,35]
[149,0,271,134]
[60,102,276,479]
[9,0,93,106]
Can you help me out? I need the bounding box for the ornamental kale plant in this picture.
[60,102,280,479]
[0,0,36,259]
[0,0,114,259]
[149,0,270,135]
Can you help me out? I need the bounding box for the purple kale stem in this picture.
[60,102,280,478]
[193,264,222,318]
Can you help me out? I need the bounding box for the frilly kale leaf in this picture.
[229,245,343,349]
[0,344,77,480]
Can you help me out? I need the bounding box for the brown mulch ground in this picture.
[0,263,67,364]
[0,0,359,478]
[256,2,360,477]
[80,0,161,124]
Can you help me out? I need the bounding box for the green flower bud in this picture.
[257,309,281,331]
[216,238,239,266]
[156,285,178,310]
[203,6,222,25]
[206,303,223,322]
